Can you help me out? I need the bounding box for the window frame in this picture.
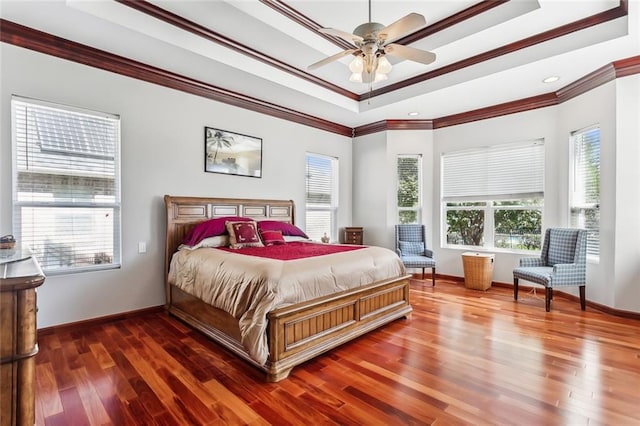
[569,124,600,261]
[305,152,338,242]
[443,199,543,252]
[441,140,544,253]
[396,154,423,224]
[11,96,122,275]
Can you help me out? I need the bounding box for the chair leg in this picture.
[545,287,552,312]
[513,278,519,301]
[431,267,435,287]
[421,268,425,280]
[579,286,586,310]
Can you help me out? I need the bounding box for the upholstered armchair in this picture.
[395,224,436,286]
[513,228,587,312]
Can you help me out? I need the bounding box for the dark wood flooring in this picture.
[35,279,640,425]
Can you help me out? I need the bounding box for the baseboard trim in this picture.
[38,305,165,335]
[410,273,640,320]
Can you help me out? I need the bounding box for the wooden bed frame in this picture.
[164,195,412,382]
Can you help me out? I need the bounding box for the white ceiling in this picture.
[1,0,638,128]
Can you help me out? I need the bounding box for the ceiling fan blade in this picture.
[378,13,426,42]
[319,28,363,44]
[307,49,358,70]
[384,44,436,65]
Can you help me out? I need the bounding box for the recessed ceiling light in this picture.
[408,111,420,117]
[542,76,560,83]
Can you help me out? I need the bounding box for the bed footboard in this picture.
[265,275,412,381]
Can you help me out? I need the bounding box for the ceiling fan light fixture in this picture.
[376,56,392,74]
[349,56,364,73]
[349,72,363,83]
[374,72,388,83]
[309,1,432,85]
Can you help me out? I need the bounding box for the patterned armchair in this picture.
[395,224,436,286]
[513,228,587,312]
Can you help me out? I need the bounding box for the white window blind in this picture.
[12,96,121,274]
[442,140,545,201]
[305,153,338,242]
[570,125,600,257]
[397,154,422,224]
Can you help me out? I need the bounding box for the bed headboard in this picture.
[163,195,295,299]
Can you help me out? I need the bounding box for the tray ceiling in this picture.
[1,0,638,128]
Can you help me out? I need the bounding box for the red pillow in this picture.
[258,220,308,238]
[182,216,252,246]
[226,221,264,249]
[260,229,285,246]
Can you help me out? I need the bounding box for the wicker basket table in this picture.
[461,252,494,291]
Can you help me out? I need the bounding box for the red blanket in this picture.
[216,241,364,260]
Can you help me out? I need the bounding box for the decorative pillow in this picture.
[260,229,286,246]
[178,235,229,250]
[226,221,264,249]
[399,241,425,256]
[258,220,308,238]
[182,216,252,246]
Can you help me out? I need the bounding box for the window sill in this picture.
[442,245,540,256]
[44,263,121,276]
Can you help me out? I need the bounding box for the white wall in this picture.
[0,44,352,327]
[613,74,640,312]
[557,82,617,306]
[352,130,433,252]
[352,132,387,246]
[432,107,560,284]
[354,78,640,313]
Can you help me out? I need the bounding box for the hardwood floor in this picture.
[35,280,640,425]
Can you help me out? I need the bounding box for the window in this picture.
[570,125,600,258]
[305,153,338,242]
[442,140,544,251]
[12,96,121,274]
[397,155,422,224]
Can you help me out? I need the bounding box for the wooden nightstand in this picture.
[344,227,363,245]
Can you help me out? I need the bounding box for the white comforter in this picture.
[167,243,406,364]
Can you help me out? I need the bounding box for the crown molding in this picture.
[0,19,352,137]
[356,54,640,134]
[613,55,640,78]
[125,0,510,104]
[394,0,509,46]
[259,0,354,51]
[116,0,358,101]
[2,19,638,138]
[354,120,434,137]
[555,54,639,103]
[555,63,616,104]
[365,0,629,100]
[433,93,558,129]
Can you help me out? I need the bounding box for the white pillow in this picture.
[178,235,229,250]
[283,235,311,242]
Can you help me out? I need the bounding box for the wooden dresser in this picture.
[344,227,364,245]
[0,249,45,426]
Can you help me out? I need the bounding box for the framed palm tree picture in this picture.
[204,127,262,178]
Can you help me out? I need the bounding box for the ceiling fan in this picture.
[308,0,436,84]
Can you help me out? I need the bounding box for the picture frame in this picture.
[204,127,262,178]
